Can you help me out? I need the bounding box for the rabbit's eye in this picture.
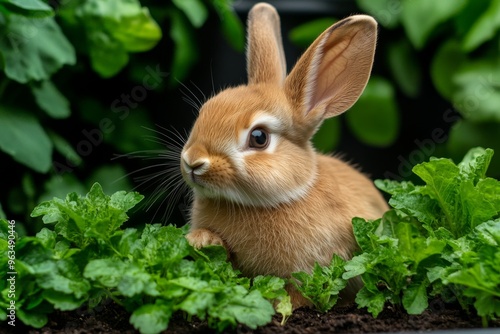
[248,128,269,149]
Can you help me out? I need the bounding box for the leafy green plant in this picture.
[345,147,500,323]
[378,148,499,237]
[445,220,500,326]
[0,0,160,172]
[291,0,500,176]
[344,211,447,316]
[292,255,347,312]
[0,0,244,231]
[0,183,289,333]
[357,0,500,173]
[2,148,499,332]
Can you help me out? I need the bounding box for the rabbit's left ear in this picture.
[285,15,377,121]
[246,3,286,86]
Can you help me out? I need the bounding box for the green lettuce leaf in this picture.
[292,255,347,312]
[371,147,500,322]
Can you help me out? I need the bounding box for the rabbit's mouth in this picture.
[181,167,259,204]
[181,165,223,198]
[182,170,207,190]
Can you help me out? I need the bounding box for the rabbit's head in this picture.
[181,3,377,207]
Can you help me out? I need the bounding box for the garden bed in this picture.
[15,298,500,334]
[3,148,499,334]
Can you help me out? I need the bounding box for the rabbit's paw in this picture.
[186,228,225,249]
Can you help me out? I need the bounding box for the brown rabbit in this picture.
[181,2,388,308]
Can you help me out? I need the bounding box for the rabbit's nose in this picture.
[182,158,209,175]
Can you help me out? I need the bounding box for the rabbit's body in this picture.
[181,2,388,308]
[190,154,387,278]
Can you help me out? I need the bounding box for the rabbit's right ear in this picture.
[285,15,377,133]
[246,3,286,86]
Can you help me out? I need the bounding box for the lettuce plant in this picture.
[0,183,289,333]
[345,147,500,323]
[1,147,499,332]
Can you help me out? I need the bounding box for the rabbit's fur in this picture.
[181,2,388,308]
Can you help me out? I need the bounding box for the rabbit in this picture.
[181,2,388,308]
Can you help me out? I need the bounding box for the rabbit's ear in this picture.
[246,3,286,86]
[285,15,377,121]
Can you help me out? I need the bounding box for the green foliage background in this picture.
[0,0,499,233]
[296,0,500,177]
[0,0,245,232]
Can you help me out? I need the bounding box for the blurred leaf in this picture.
[447,120,500,178]
[346,76,399,147]
[76,0,141,17]
[87,165,132,194]
[108,8,162,52]
[22,173,36,199]
[387,39,422,98]
[0,15,76,83]
[86,30,129,78]
[72,0,162,77]
[172,0,208,28]
[130,303,172,334]
[462,0,500,52]
[431,39,466,100]
[453,0,490,37]
[356,0,400,28]
[312,117,341,153]
[48,131,82,167]
[17,308,48,329]
[214,1,245,52]
[401,0,467,49]
[289,18,336,48]
[0,203,5,219]
[0,107,52,173]
[31,80,71,119]
[42,290,86,311]
[0,0,54,17]
[452,59,500,122]
[169,11,198,84]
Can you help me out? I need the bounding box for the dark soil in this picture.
[5,298,499,334]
